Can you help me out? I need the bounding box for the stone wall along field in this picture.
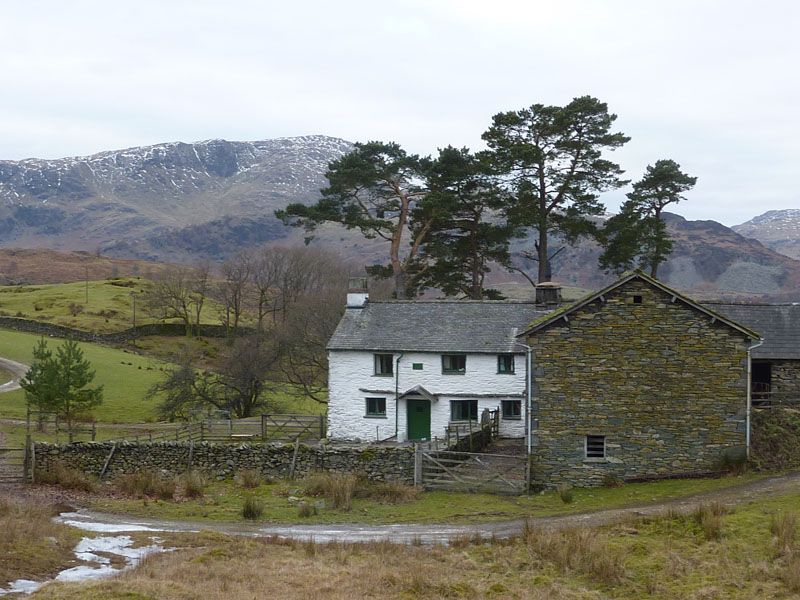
[34,441,415,483]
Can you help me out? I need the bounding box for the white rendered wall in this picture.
[328,350,527,441]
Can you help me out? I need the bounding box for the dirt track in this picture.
[0,357,28,393]
[46,470,800,544]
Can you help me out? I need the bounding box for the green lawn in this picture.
[88,471,765,526]
[0,329,168,422]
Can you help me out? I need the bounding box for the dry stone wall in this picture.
[526,278,750,489]
[770,360,800,398]
[34,441,415,483]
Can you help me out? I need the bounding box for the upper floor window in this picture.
[374,354,393,376]
[442,354,466,374]
[498,354,515,374]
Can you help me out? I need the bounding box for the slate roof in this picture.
[708,303,800,360]
[518,271,761,340]
[327,300,553,354]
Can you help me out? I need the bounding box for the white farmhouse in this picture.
[326,288,552,442]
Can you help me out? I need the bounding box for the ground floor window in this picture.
[450,399,478,421]
[365,397,386,417]
[501,400,521,419]
[585,435,606,458]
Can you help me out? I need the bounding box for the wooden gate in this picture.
[416,449,527,494]
[0,446,28,484]
[261,414,325,442]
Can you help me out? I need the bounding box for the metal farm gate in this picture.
[415,448,527,494]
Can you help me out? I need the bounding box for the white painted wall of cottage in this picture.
[327,350,527,441]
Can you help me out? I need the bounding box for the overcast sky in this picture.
[1,0,797,226]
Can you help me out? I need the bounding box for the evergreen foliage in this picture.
[482,96,630,283]
[599,159,697,278]
[20,338,103,442]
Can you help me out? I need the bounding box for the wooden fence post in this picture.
[23,434,31,483]
[261,415,266,441]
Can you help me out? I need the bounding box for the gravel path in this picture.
[48,470,800,544]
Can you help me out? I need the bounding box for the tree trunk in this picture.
[537,225,549,283]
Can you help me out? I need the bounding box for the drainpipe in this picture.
[514,341,533,494]
[746,338,764,458]
[395,352,404,440]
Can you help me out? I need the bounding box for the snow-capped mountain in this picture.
[0,135,353,260]
[732,209,800,260]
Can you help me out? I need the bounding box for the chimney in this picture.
[346,277,369,308]
[535,282,562,305]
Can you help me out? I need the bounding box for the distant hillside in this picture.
[0,136,353,261]
[732,209,800,260]
[1,137,799,300]
[0,248,172,285]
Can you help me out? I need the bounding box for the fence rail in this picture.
[416,448,526,494]
[752,392,800,408]
[94,414,325,445]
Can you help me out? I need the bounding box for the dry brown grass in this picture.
[234,468,263,489]
[770,512,797,558]
[180,470,206,498]
[35,461,96,492]
[114,470,175,500]
[0,496,81,586]
[522,521,627,586]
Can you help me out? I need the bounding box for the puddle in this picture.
[0,532,166,596]
[57,511,168,533]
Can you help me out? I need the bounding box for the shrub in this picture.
[556,483,574,504]
[771,512,797,558]
[235,469,263,489]
[181,471,207,498]
[370,480,423,504]
[602,473,624,488]
[785,558,800,593]
[694,503,729,541]
[114,471,161,498]
[37,461,95,492]
[241,494,264,520]
[155,478,176,501]
[297,501,316,518]
[301,472,359,511]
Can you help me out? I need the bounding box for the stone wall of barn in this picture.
[525,278,750,489]
[769,360,800,398]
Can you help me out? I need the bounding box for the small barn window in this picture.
[501,400,521,419]
[442,354,466,374]
[586,435,606,458]
[633,295,643,304]
[374,354,393,376]
[365,397,386,417]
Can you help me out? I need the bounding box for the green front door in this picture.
[407,398,431,441]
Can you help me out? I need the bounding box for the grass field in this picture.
[87,471,763,526]
[0,329,168,423]
[0,329,325,430]
[22,491,800,599]
[0,277,244,333]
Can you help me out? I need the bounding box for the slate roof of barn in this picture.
[709,303,800,359]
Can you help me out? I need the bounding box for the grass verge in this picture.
[84,471,765,526]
